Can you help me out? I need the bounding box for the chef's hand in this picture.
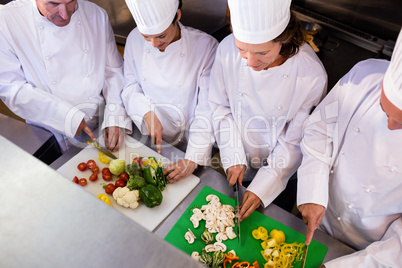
[239,191,261,221]
[143,111,163,153]
[75,119,96,141]
[226,164,246,186]
[318,265,326,268]
[163,159,198,183]
[298,203,326,245]
[103,126,125,152]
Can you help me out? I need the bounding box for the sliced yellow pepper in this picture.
[97,194,112,206]
[98,152,111,164]
[269,229,286,244]
[252,226,268,240]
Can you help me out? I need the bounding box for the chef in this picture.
[0,0,130,152]
[208,0,327,220]
[297,30,402,267]
[122,0,218,182]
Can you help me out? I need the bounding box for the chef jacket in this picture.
[0,0,130,151]
[121,22,218,165]
[298,59,402,267]
[208,34,327,206]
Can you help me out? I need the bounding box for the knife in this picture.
[233,182,241,245]
[87,140,117,159]
[300,243,309,268]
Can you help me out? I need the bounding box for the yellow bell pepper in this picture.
[252,226,269,240]
[98,152,111,164]
[97,194,112,206]
[269,229,286,244]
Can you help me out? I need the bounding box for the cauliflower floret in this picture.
[112,187,140,209]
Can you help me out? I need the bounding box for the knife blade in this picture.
[87,140,117,159]
[300,243,309,268]
[233,182,241,245]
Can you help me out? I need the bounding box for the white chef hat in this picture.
[228,0,291,44]
[125,0,179,35]
[384,29,402,110]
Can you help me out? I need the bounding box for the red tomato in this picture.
[72,176,79,184]
[105,183,116,194]
[77,162,87,171]
[115,179,126,188]
[102,172,112,181]
[89,173,98,182]
[102,167,111,174]
[132,157,142,166]
[87,160,96,169]
[91,166,100,174]
[119,172,129,182]
[79,178,87,186]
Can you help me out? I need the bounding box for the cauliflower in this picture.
[112,187,140,209]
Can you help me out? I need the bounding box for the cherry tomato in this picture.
[79,178,87,186]
[91,166,100,174]
[77,162,87,171]
[102,167,111,174]
[105,183,116,194]
[89,173,98,182]
[119,172,129,182]
[132,157,142,166]
[115,179,126,188]
[102,172,112,181]
[72,176,79,184]
[87,160,96,169]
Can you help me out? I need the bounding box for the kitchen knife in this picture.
[233,182,241,245]
[300,243,309,268]
[87,140,117,159]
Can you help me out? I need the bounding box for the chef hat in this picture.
[228,0,291,44]
[125,0,179,35]
[384,29,402,110]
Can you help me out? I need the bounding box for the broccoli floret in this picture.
[126,175,147,190]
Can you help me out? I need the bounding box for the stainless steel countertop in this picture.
[51,130,356,264]
[0,113,54,155]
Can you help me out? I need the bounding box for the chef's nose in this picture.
[387,117,402,130]
[150,38,159,48]
[58,4,69,19]
[246,53,259,67]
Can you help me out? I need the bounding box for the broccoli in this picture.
[126,175,147,191]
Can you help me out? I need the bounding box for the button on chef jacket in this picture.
[298,59,402,267]
[208,34,327,206]
[0,0,130,151]
[122,22,218,165]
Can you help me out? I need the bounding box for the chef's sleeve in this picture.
[185,38,218,166]
[101,17,132,133]
[325,217,402,268]
[208,44,247,171]
[0,30,85,138]
[121,31,152,135]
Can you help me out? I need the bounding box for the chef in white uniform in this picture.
[122,0,218,182]
[0,0,130,152]
[209,0,327,220]
[297,30,402,267]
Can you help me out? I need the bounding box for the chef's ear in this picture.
[175,9,182,22]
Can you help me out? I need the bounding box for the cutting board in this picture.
[165,186,327,268]
[57,135,200,232]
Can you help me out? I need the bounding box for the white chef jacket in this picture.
[208,34,327,206]
[0,0,130,151]
[121,22,218,165]
[298,59,402,267]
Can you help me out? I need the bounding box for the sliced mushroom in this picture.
[205,244,216,252]
[191,251,200,261]
[213,242,227,252]
[226,226,237,240]
[184,230,196,244]
[215,232,228,242]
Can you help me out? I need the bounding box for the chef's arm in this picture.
[101,19,132,135]
[0,32,85,138]
[324,217,402,267]
[208,45,247,178]
[185,38,218,167]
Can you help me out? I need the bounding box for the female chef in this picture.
[208,0,327,220]
[122,0,218,182]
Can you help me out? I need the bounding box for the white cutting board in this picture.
[57,135,200,232]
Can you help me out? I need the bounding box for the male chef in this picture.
[298,30,402,267]
[122,0,218,182]
[0,0,131,152]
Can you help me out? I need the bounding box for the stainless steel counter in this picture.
[51,130,356,264]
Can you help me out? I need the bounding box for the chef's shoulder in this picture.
[343,58,389,84]
[126,27,145,49]
[79,0,109,20]
[181,25,218,53]
[294,43,327,79]
[0,0,31,23]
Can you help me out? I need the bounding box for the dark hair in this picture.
[172,0,183,23]
[273,12,305,59]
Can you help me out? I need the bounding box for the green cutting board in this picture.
[165,186,327,268]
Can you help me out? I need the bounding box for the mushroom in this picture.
[191,251,200,261]
[205,244,216,252]
[184,229,196,244]
[226,226,237,240]
[213,242,227,252]
[215,232,228,242]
